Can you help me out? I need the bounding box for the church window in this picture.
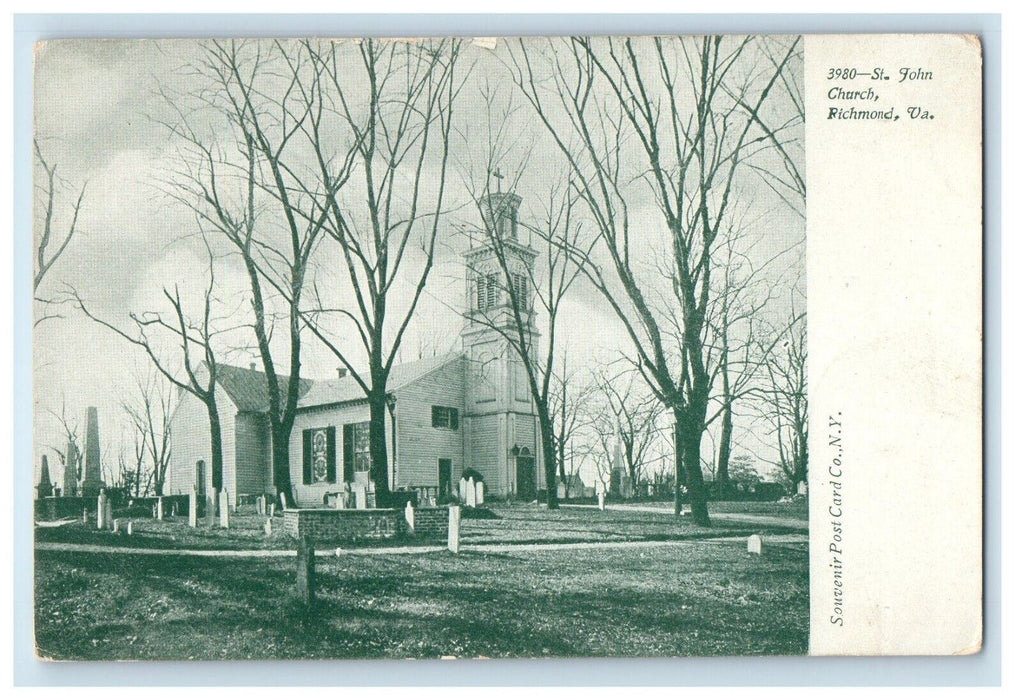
[512,273,529,310]
[302,426,337,485]
[431,405,460,430]
[476,273,500,311]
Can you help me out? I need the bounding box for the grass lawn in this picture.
[35,502,804,551]
[34,505,808,659]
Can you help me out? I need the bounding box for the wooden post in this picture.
[295,535,316,606]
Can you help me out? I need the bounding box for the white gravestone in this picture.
[96,491,107,530]
[264,518,272,536]
[113,518,121,534]
[269,502,276,518]
[156,497,164,521]
[459,478,468,503]
[404,501,415,533]
[797,481,808,496]
[747,534,763,555]
[207,490,218,528]
[557,481,567,499]
[466,478,477,508]
[104,499,113,530]
[126,521,133,536]
[188,488,198,528]
[447,505,461,554]
[475,481,484,506]
[279,492,288,511]
[219,490,230,528]
[597,491,605,511]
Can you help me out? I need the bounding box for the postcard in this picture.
[30,33,981,660]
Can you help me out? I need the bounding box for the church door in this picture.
[438,458,452,496]
[516,450,536,501]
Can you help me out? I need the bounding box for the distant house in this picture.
[165,191,547,507]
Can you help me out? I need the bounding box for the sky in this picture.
[31,36,805,490]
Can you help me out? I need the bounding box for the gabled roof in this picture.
[297,351,465,410]
[215,363,314,413]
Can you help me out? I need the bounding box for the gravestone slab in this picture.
[104,498,113,530]
[188,488,198,528]
[96,491,107,530]
[156,497,164,521]
[466,477,477,508]
[269,502,276,518]
[126,520,133,536]
[597,491,605,511]
[279,492,288,511]
[264,518,272,536]
[404,501,415,533]
[747,534,763,555]
[459,478,468,503]
[113,518,121,534]
[447,505,461,554]
[219,490,230,528]
[475,481,485,505]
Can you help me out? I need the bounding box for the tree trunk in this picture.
[207,403,225,498]
[673,417,685,516]
[367,388,391,500]
[271,426,292,503]
[539,412,559,510]
[716,401,733,495]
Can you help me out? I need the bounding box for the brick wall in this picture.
[283,506,451,544]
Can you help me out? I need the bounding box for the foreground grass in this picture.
[35,537,807,660]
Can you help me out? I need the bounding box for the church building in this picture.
[165,192,546,507]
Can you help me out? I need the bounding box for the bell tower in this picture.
[461,191,542,498]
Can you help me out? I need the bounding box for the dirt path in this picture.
[561,503,809,531]
[34,531,806,559]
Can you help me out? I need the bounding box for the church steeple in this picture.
[461,189,543,499]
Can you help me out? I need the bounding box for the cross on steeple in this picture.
[491,167,504,193]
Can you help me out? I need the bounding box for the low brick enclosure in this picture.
[282,506,451,544]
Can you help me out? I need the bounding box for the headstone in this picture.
[475,480,485,506]
[82,508,88,524]
[459,478,468,503]
[80,407,106,497]
[295,535,316,606]
[96,490,107,530]
[37,455,53,499]
[264,518,272,537]
[269,502,276,518]
[466,478,477,508]
[447,505,461,554]
[597,491,605,511]
[354,486,367,510]
[257,495,265,516]
[156,497,164,521]
[747,534,763,555]
[797,481,808,496]
[113,518,121,534]
[279,492,288,511]
[404,501,415,533]
[556,481,567,499]
[126,520,133,536]
[219,490,230,528]
[207,490,218,527]
[104,498,113,530]
[188,488,198,528]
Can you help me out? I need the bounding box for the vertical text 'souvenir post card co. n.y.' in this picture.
[30,34,981,661]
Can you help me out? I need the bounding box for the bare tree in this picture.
[549,355,594,496]
[46,394,82,496]
[71,244,231,496]
[293,38,464,499]
[590,367,665,494]
[121,368,175,496]
[34,140,86,325]
[759,308,807,491]
[508,35,802,524]
[161,39,345,502]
